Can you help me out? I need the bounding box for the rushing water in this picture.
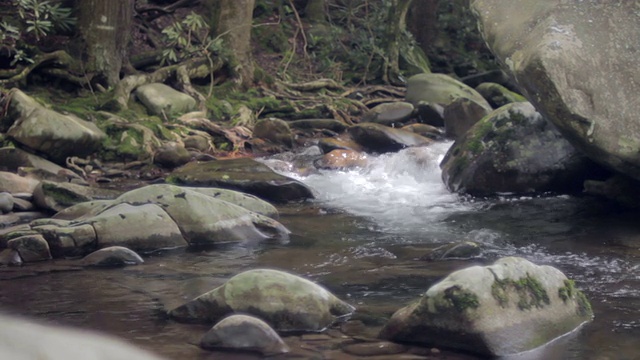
[1,142,639,360]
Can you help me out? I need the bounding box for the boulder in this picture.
[0,313,168,360]
[153,142,191,168]
[380,257,593,357]
[347,123,432,153]
[400,123,445,141]
[183,187,279,219]
[5,89,106,164]
[405,73,492,112]
[169,268,355,332]
[0,147,85,184]
[414,102,445,127]
[0,249,22,266]
[134,83,196,116]
[52,200,114,221]
[0,171,40,194]
[167,158,314,203]
[81,246,144,267]
[113,184,289,245]
[362,102,414,126]
[0,192,13,214]
[440,102,601,196]
[475,82,527,109]
[81,203,187,251]
[443,97,491,140]
[318,137,364,153]
[6,234,52,262]
[471,1,640,180]
[183,135,211,152]
[31,222,96,258]
[33,180,121,213]
[200,314,290,356]
[252,118,293,149]
[288,119,349,133]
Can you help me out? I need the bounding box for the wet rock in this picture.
[347,123,432,154]
[443,97,491,140]
[475,82,527,109]
[10,197,33,212]
[184,187,279,219]
[183,135,211,152]
[420,241,482,261]
[415,102,445,127]
[7,234,52,262]
[253,118,293,149]
[0,147,85,184]
[200,314,290,356]
[584,174,640,209]
[0,192,13,214]
[362,102,414,126]
[380,257,593,357]
[440,102,602,196]
[5,89,106,164]
[318,137,364,153]
[113,184,289,245]
[342,341,407,356]
[400,123,445,141]
[52,200,114,221]
[81,246,144,267]
[0,313,169,360]
[135,83,196,116]
[167,158,314,203]
[153,142,191,169]
[315,149,368,170]
[81,203,187,251]
[0,171,40,194]
[289,119,349,133]
[0,212,48,229]
[33,180,121,213]
[169,268,355,332]
[405,73,491,112]
[32,223,96,258]
[472,1,640,181]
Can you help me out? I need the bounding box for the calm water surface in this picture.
[1,142,639,359]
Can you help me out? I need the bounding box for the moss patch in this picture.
[558,279,593,317]
[444,285,480,312]
[491,273,550,310]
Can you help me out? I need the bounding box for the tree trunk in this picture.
[213,0,256,88]
[383,0,413,85]
[75,0,132,88]
[407,0,439,53]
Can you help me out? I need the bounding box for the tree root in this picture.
[0,50,76,86]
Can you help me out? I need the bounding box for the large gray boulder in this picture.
[380,257,593,357]
[405,73,492,112]
[0,313,168,360]
[135,83,196,116]
[169,268,355,332]
[471,1,640,180]
[440,102,599,196]
[5,89,106,164]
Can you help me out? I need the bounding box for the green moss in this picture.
[42,182,90,207]
[575,291,593,317]
[558,279,575,302]
[491,274,550,310]
[444,285,480,312]
[558,279,592,317]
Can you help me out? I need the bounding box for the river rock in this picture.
[314,149,368,170]
[584,174,640,209]
[400,123,445,141]
[153,142,191,168]
[440,102,600,196]
[31,223,96,258]
[475,82,527,109]
[362,102,414,126]
[183,187,279,219]
[347,123,432,153]
[253,118,293,149]
[318,136,364,153]
[6,234,52,262]
[200,314,290,356]
[0,192,13,214]
[415,102,445,127]
[443,97,491,140]
[0,313,168,360]
[405,73,492,112]
[33,180,121,213]
[471,1,640,181]
[380,257,593,357]
[169,268,355,332]
[183,134,211,152]
[420,241,482,261]
[52,200,115,221]
[113,184,289,245]
[5,89,106,164]
[0,147,86,184]
[81,203,187,251]
[167,158,314,203]
[0,171,40,194]
[0,249,22,266]
[81,246,144,267]
[135,83,196,116]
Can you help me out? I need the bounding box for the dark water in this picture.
[1,144,639,359]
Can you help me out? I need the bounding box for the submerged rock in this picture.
[420,241,482,261]
[200,314,290,356]
[314,149,368,170]
[347,122,432,153]
[380,257,593,357]
[81,246,144,267]
[167,158,314,203]
[472,1,640,181]
[440,102,602,196]
[169,268,355,332]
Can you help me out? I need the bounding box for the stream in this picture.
[1,141,639,359]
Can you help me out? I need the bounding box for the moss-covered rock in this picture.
[380,257,593,357]
[405,73,491,112]
[475,82,527,108]
[169,268,355,332]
